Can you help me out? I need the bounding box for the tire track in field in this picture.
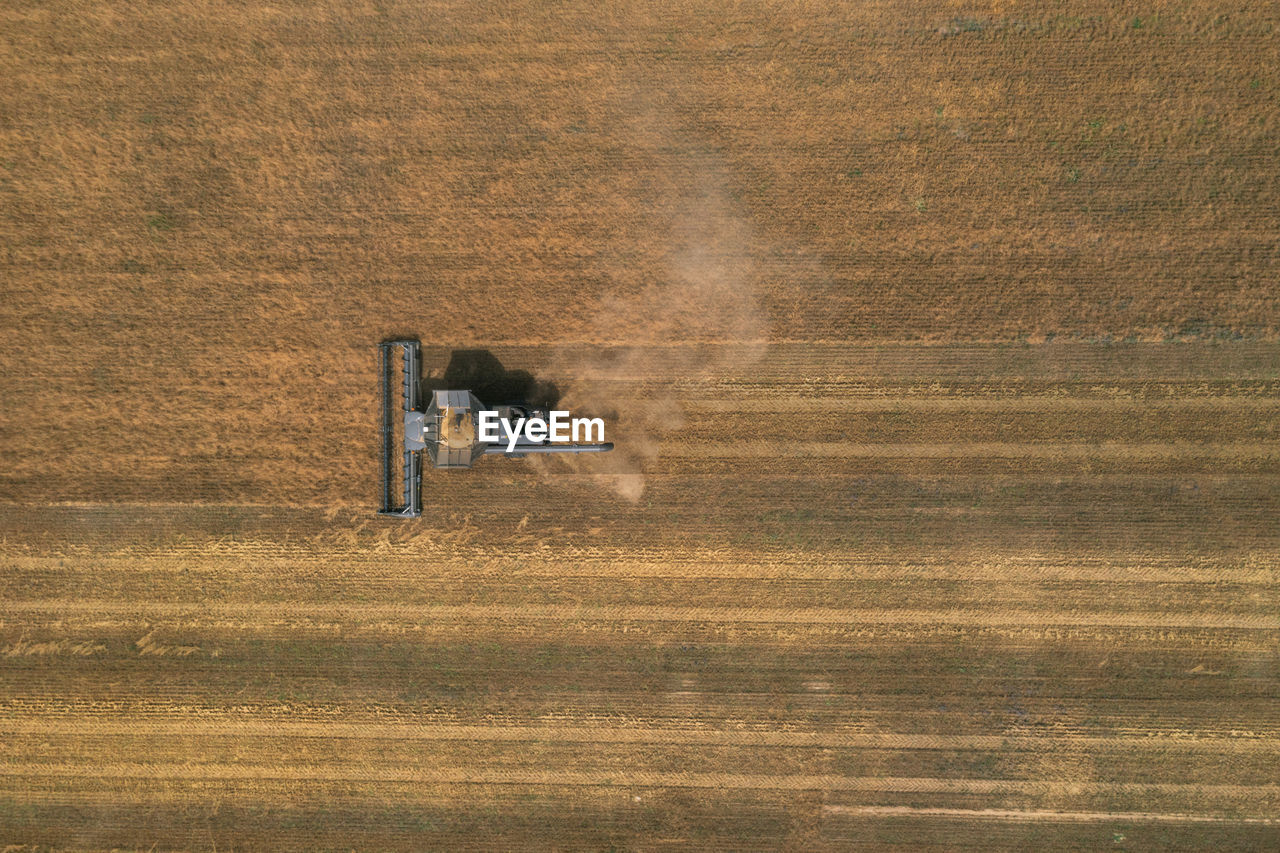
[8,552,1275,586]
[499,343,1280,382]
[660,441,1280,459]
[3,763,1278,802]
[5,600,1277,629]
[2,719,1277,754]
[686,396,1280,412]
[821,805,1280,825]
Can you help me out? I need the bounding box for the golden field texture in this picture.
[2,0,1279,849]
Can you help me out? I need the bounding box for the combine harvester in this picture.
[378,339,613,517]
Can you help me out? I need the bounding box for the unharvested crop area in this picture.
[2,0,1279,849]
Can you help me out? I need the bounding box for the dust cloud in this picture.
[539,153,772,501]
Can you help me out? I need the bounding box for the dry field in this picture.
[2,0,1279,849]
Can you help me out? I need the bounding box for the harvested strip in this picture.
[4,600,1277,629]
[822,805,1280,824]
[3,763,1280,798]
[687,396,1280,413]
[2,719,1278,754]
[660,441,1280,459]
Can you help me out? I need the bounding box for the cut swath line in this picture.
[6,553,1276,586]
[660,442,1280,459]
[1,765,1279,800]
[4,601,1278,629]
[686,397,1280,413]
[2,720,1278,753]
[822,805,1279,824]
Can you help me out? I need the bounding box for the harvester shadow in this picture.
[423,349,561,409]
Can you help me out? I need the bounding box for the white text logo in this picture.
[477,411,606,453]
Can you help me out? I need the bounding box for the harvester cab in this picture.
[378,339,613,517]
